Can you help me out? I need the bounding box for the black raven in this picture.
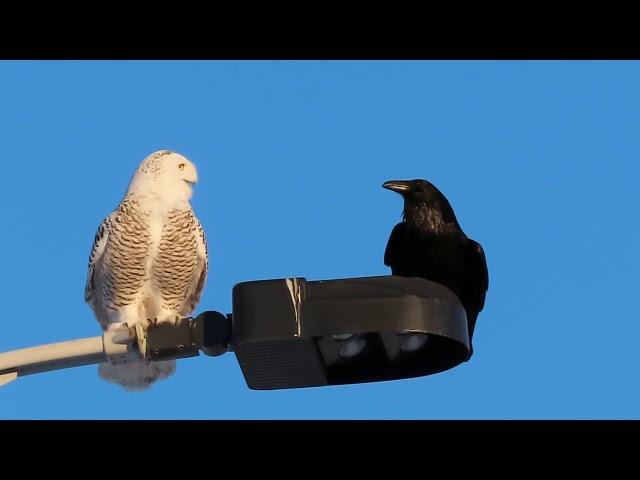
[383,179,489,359]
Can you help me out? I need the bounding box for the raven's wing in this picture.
[465,238,489,312]
[384,222,407,268]
[462,238,488,358]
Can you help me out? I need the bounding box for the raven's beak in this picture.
[382,180,412,194]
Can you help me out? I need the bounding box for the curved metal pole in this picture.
[0,325,139,386]
[0,312,230,387]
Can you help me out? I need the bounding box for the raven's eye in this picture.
[178,163,185,171]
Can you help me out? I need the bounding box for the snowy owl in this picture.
[84,150,209,391]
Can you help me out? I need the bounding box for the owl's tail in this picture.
[98,359,176,391]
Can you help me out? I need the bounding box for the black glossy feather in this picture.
[383,179,488,359]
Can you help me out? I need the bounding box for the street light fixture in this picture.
[230,275,469,389]
[0,275,470,390]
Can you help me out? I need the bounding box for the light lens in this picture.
[339,338,367,357]
[400,333,429,352]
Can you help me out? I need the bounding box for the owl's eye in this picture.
[178,163,185,171]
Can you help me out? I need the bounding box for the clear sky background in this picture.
[0,60,637,419]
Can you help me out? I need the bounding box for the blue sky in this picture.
[0,60,638,419]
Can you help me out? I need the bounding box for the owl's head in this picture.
[127,150,199,202]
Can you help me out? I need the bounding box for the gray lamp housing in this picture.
[229,275,470,390]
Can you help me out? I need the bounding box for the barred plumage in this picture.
[85,150,209,391]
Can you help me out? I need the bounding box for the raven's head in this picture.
[383,179,460,233]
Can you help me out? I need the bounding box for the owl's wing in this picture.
[84,212,114,306]
[181,213,209,316]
